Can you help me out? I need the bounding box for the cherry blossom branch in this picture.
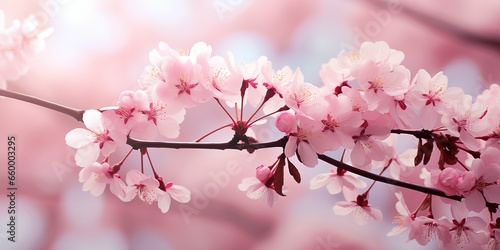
[0,88,462,201]
[317,154,462,201]
[126,136,288,151]
[390,129,433,139]
[0,88,84,122]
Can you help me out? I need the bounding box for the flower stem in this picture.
[195,123,232,142]
[214,97,236,125]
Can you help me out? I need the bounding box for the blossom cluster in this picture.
[60,39,500,248]
[0,11,52,89]
[2,8,500,247]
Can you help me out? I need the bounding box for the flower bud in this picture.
[256,165,271,182]
[275,112,295,134]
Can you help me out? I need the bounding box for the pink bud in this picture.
[256,165,271,182]
[436,168,460,195]
[275,112,295,134]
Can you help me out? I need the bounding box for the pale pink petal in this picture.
[157,117,181,138]
[157,194,172,213]
[75,144,100,167]
[460,129,481,151]
[309,173,330,190]
[284,136,298,158]
[297,141,318,167]
[483,185,500,204]
[83,109,104,132]
[464,189,485,213]
[325,179,342,195]
[167,185,191,203]
[238,177,261,191]
[65,128,94,148]
[126,169,146,185]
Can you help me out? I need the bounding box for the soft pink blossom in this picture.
[332,190,382,225]
[408,216,451,248]
[309,168,366,195]
[65,110,126,167]
[387,192,414,236]
[238,165,283,207]
[124,170,190,213]
[443,202,489,248]
[78,162,126,199]
[441,94,489,151]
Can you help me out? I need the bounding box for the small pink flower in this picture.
[350,125,391,168]
[332,190,382,225]
[408,216,451,248]
[156,180,191,213]
[0,12,53,88]
[238,165,283,207]
[441,95,489,151]
[387,192,414,236]
[124,170,190,213]
[464,147,500,212]
[434,167,475,196]
[78,162,126,199]
[442,203,489,248]
[309,168,366,195]
[65,110,126,167]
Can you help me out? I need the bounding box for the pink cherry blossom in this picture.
[156,180,191,213]
[441,94,489,151]
[0,12,52,88]
[336,41,404,74]
[283,68,324,115]
[226,53,268,108]
[332,190,382,225]
[124,170,190,213]
[433,167,475,196]
[443,202,489,248]
[408,216,451,248]
[149,42,213,108]
[485,218,500,250]
[350,125,391,169]
[204,55,243,104]
[65,109,126,167]
[124,169,162,204]
[407,70,464,129]
[284,115,325,167]
[131,88,186,139]
[464,147,500,212]
[238,165,283,207]
[79,162,127,199]
[350,60,410,112]
[309,168,366,195]
[387,192,414,236]
[308,94,363,151]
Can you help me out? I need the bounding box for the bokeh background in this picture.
[0,0,499,249]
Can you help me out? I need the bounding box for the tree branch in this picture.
[126,136,288,151]
[317,154,462,201]
[0,88,462,201]
[391,129,433,139]
[0,88,84,122]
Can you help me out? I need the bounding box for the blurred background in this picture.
[0,0,499,249]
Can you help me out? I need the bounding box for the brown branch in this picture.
[0,88,84,121]
[126,136,288,151]
[0,88,462,201]
[317,154,462,201]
